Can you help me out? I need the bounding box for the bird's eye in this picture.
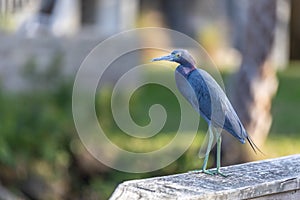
[175,53,180,58]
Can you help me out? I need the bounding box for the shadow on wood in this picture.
[110,154,300,200]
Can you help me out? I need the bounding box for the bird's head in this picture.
[152,49,196,67]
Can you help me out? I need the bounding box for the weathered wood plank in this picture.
[252,189,300,200]
[110,154,300,200]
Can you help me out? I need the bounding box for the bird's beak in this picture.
[152,54,173,62]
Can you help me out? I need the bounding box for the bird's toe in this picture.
[209,169,228,177]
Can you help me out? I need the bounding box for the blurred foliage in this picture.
[0,59,299,199]
[270,66,300,135]
[0,54,71,167]
[0,15,15,32]
[0,54,73,199]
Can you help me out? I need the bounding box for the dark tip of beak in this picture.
[151,58,161,62]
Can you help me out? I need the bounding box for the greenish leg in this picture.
[206,133,228,177]
[191,127,228,177]
[201,128,228,177]
[216,134,222,170]
[201,126,214,175]
[214,134,228,177]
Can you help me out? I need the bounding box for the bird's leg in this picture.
[212,134,228,177]
[192,127,227,177]
[201,128,228,177]
[201,126,214,175]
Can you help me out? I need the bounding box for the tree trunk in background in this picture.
[290,0,300,60]
[81,0,97,24]
[222,0,278,165]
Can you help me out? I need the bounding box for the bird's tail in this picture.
[239,122,264,155]
[246,135,265,155]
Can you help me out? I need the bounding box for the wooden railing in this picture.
[110,154,300,199]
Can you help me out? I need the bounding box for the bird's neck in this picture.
[176,65,196,77]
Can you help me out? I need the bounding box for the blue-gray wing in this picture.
[176,68,247,143]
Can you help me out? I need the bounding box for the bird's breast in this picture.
[182,66,195,75]
[176,65,196,77]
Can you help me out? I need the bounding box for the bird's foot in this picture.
[190,169,228,177]
[208,169,228,177]
[202,169,215,176]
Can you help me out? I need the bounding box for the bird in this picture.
[152,49,261,176]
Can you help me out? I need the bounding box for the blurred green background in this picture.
[0,61,299,199]
[0,0,300,199]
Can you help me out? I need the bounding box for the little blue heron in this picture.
[152,49,261,176]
